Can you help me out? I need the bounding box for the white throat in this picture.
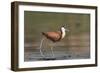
[61,27,66,39]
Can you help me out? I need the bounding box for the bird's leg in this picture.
[39,37,45,58]
[50,45,55,58]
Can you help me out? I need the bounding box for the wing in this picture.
[43,31,61,42]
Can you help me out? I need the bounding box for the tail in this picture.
[42,32,47,36]
[42,32,45,35]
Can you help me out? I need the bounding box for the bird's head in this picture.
[61,24,69,32]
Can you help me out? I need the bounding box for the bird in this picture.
[39,25,69,59]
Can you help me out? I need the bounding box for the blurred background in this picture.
[24,11,90,61]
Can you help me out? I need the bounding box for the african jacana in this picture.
[39,25,69,58]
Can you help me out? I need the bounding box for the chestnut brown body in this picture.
[42,31,62,42]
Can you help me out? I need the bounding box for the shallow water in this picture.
[24,34,90,61]
[24,46,90,61]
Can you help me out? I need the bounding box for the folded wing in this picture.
[42,31,61,42]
